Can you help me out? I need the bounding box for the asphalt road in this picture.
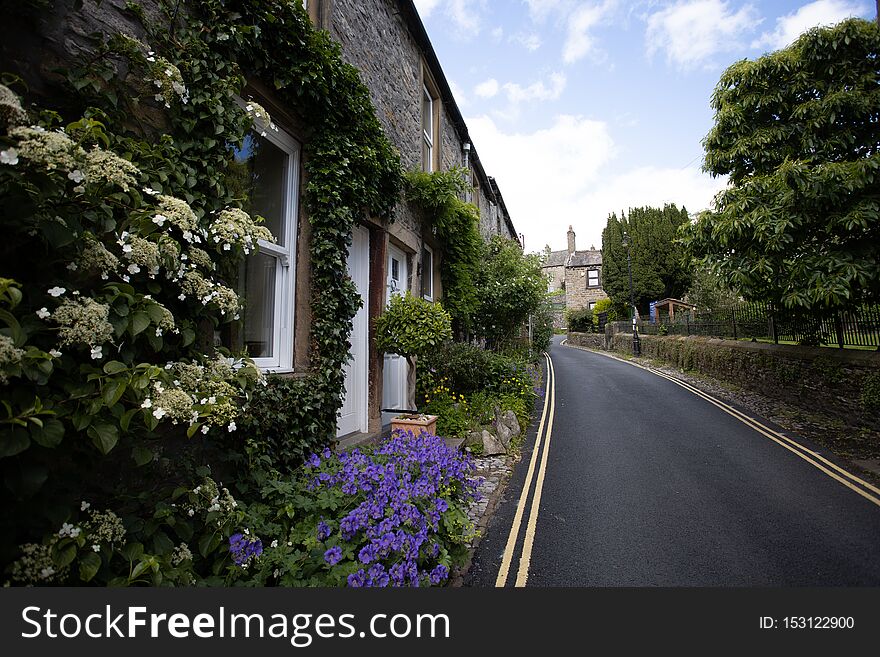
[466,335,880,586]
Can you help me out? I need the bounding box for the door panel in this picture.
[382,244,409,424]
[337,226,369,437]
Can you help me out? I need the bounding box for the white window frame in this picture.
[242,124,300,372]
[422,84,434,172]
[588,269,599,288]
[589,302,597,310]
[421,244,434,301]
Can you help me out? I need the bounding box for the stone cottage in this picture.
[1,0,518,445]
[543,226,608,327]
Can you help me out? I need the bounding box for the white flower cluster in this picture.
[155,195,202,239]
[83,508,126,546]
[181,478,237,524]
[83,146,140,192]
[209,208,274,255]
[148,55,189,108]
[52,297,114,348]
[170,542,192,566]
[0,334,25,384]
[142,380,194,424]
[5,124,141,193]
[118,233,161,278]
[244,100,277,137]
[8,543,66,585]
[79,233,120,278]
[0,83,27,129]
[180,271,240,316]
[153,302,177,337]
[7,125,84,172]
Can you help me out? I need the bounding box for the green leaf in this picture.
[31,418,65,448]
[53,540,78,569]
[132,444,154,466]
[103,360,128,375]
[79,551,102,582]
[88,422,119,455]
[0,426,31,457]
[130,311,150,336]
[198,532,218,558]
[102,380,127,407]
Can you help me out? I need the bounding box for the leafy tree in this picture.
[685,265,741,314]
[473,236,548,349]
[681,18,880,315]
[374,292,452,410]
[601,204,692,314]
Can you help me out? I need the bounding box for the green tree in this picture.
[473,236,548,349]
[681,18,880,315]
[601,204,692,314]
[685,265,741,314]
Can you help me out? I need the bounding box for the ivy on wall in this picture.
[404,168,482,334]
[0,0,403,583]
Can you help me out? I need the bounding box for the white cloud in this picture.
[491,25,504,42]
[563,1,616,64]
[475,78,500,98]
[645,0,762,70]
[502,72,566,104]
[414,0,441,18]
[448,0,482,36]
[524,0,568,23]
[467,114,726,252]
[447,79,469,107]
[511,32,543,51]
[752,0,868,51]
[415,0,485,37]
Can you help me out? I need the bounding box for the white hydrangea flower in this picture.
[1,148,19,165]
[36,307,51,319]
[90,345,103,360]
[47,286,66,297]
[49,349,62,358]
[67,169,85,183]
[153,407,167,419]
[81,501,91,511]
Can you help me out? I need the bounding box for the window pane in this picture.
[422,87,432,136]
[421,248,432,298]
[422,137,432,172]
[244,251,277,359]
[230,133,288,244]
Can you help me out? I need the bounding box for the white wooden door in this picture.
[337,226,369,437]
[382,244,409,424]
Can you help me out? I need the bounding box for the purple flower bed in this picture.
[305,430,480,587]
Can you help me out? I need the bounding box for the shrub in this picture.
[566,308,594,332]
[374,292,453,358]
[236,432,479,587]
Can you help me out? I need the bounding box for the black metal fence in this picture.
[638,302,880,349]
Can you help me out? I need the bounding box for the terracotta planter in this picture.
[390,414,438,437]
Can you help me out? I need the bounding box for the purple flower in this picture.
[229,533,262,566]
[348,569,367,587]
[317,520,332,541]
[358,544,376,564]
[307,453,321,468]
[430,564,449,584]
[322,447,332,459]
[324,546,343,566]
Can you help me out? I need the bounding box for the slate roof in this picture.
[543,249,603,268]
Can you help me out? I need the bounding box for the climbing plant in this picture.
[0,0,402,585]
[404,168,482,334]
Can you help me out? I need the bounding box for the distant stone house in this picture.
[3,0,517,443]
[542,226,608,327]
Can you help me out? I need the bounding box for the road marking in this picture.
[515,355,557,586]
[495,352,555,587]
[563,342,880,508]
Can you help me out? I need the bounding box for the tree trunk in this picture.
[406,354,418,412]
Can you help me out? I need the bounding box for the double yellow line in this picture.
[567,342,880,509]
[495,352,557,587]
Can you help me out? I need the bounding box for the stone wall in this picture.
[606,333,880,429]
[567,331,606,350]
[564,267,608,311]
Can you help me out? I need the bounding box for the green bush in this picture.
[375,292,453,358]
[566,308,594,332]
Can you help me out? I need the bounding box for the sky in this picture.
[412,0,876,254]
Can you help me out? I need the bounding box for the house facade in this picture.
[543,226,608,327]
[1,0,518,445]
[326,0,518,438]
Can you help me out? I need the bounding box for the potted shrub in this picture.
[374,291,452,433]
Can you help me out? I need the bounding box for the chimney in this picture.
[567,225,576,255]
